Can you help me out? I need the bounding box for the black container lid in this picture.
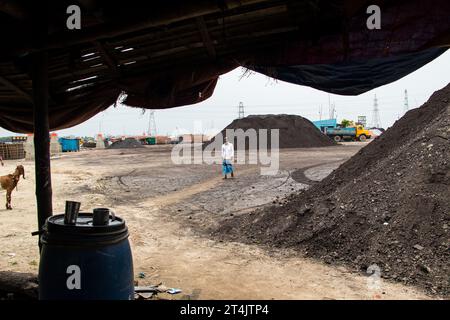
[41,213,129,246]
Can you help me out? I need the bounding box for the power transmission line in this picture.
[238,101,245,119]
[329,102,336,119]
[371,94,381,128]
[147,111,157,136]
[404,89,409,114]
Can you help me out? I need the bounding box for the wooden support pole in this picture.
[32,51,52,251]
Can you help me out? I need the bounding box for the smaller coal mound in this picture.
[108,138,144,149]
[206,114,335,149]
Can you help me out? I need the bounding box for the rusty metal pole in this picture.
[32,50,52,252]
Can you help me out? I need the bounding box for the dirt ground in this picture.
[0,143,431,299]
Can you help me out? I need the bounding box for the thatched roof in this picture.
[0,0,449,133]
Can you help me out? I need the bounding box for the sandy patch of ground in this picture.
[0,143,430,299]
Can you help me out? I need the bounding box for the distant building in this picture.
[12,136,27,143]
[156,135,171,144]
[181,134,207,143]
[357,116,367,127]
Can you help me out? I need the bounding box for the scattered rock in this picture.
[418,264,431,274]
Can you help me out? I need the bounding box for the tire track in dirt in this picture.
[155,159,345,209]
[140,161,343,216]
[291,160,345,185]
[140,167,259,208]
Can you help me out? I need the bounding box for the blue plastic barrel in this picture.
[38,213,134,300]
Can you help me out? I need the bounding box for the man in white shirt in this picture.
[221,136,234,179]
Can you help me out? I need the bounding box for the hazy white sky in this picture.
[1,50,450,137]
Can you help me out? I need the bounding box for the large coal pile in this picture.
[206,114,335,149]
[214,84,450,296]
[108,138,144,149]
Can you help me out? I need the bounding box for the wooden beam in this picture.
[93,41,119,73]
[0,75,33,102]
[196,16,216,59]
[9,0,272,55]
[32,50,52,252]
[0,0,29,20]
[78,0,97,11]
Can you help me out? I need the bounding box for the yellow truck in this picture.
[325,125,372,142]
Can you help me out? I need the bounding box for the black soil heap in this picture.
[207,114,335,149]
[214,84,450,297]
[108,138,144,149]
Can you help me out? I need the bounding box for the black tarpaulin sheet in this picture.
[248,47,448,95]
